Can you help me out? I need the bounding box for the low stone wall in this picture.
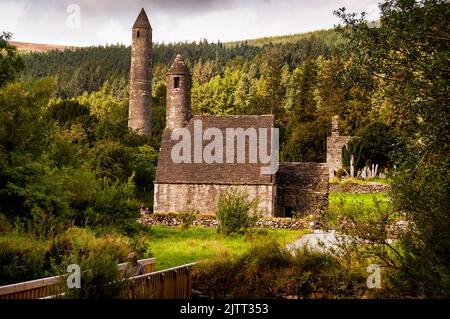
[139,213,314,230]
[329,183,391,194]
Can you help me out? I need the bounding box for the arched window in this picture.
[137,30,140,37]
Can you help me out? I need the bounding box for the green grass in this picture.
[146,226,307,271]
[329,192,389,210]
[328,192,393,225]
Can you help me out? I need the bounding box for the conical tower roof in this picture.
[168,54,190,75]
[133,8,151,29]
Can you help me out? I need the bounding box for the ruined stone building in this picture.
[326,116,354,176]
[128,9,329,217]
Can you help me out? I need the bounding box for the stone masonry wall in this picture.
[276,163,329,216]
[166,72,191,130]
[139,213,314,230]
[154,183,275,216]
[326,136,352,177]
[329,183,391,193]
[128,23,152,136]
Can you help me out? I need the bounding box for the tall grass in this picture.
[193,239,368,299]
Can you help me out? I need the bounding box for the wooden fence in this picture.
[0,258,156,299]
[124,263,196,299]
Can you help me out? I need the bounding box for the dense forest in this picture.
[18,27,395,166]
[0,0,449,297]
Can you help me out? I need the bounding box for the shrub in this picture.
[0,213,12,233]
[0,226,143,288]
[129,232,153,258]
[0,233,48,285]
[61,248,127,299]
[216,189,259,235]
[45,227,131,269]
[179,209,197,230]
[87,177,140,233]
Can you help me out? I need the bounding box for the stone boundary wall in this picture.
[329,183,391,193]
[139,214,313,230]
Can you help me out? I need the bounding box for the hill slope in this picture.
[9,41,77,53]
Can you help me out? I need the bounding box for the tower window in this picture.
[137,30,140,37]
[174,77,180,89]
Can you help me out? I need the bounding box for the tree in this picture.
[358,121,399,168]
[0,32,24,87]
[87,141,132,183]
[131,145,158,193]
[336,0,450,297]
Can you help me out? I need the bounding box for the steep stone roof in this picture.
[155,115,276,184]
[133,8,151,29]
[168,54,190,75]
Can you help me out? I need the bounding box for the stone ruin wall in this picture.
[326,136,353,177]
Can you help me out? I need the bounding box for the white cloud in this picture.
[0,1,27,34]
[0,0,381,46]
[96,19,129,45]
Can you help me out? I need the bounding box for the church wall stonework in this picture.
[154,183,275,216]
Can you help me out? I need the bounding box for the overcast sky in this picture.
[0,0,381,46]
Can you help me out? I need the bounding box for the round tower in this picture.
[166,54,191,129]
[128,8,152,136]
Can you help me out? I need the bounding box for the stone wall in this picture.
[326,136,353,177]
[139,213,314,230]
[329,183,391,193]
[154,183,275,216]
[276,163,329,217]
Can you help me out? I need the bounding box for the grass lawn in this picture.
[328,192,392,225]
[329,192,389,210]
[146,226,307,270]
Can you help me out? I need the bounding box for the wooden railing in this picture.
[0,258,156,299]
[124,263,196,299]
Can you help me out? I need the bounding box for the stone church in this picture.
[128,9,329,217]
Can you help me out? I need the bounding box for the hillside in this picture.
[9,41,77,53]
[225,28,341,47]
[10,28,338,53]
